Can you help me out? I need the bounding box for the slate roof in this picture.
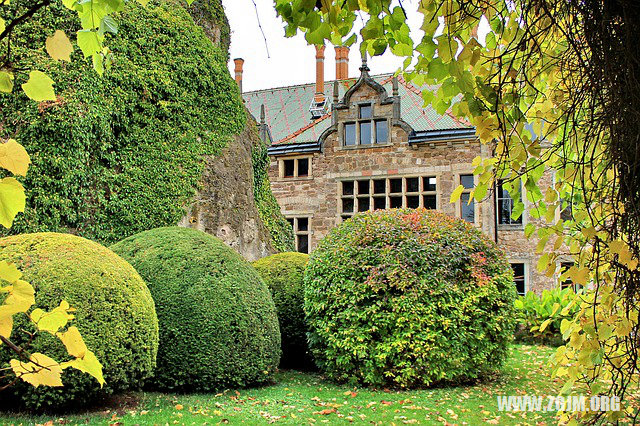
[243,73,472,146]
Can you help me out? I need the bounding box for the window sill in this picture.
[337,143,393,151]
[498,224,525,231]
[277,176,314,182]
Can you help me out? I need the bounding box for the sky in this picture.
[221,0,425,93]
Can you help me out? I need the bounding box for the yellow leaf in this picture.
[31,300,74,334]
[46,30,73,62]
[11,353,63,387]
[0,313,12,340]
[61,350,105,387]
[21,71,56,102]
[0,139,31,176]
[450,184,464,203]
[0,71,13,93]
[3,279,35,313]
[57,326,87,358]
[175,404,184,410]
[0,260,22,284]
[581,226,597,240]
[0,176,26,228]
[0,17,4,34]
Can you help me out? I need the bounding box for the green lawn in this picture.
[1,345,563,425]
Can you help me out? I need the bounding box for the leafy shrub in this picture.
[0,233,158,411]
[305,209,517,388]
[253,252,313,369]
[514,287,581,346]
[111,227,280,391]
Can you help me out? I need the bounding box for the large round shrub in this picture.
[305,209,517,388]
[111,227,281,391]
[253,252,313,369]
[0,233,158,411]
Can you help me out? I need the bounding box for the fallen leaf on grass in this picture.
[314,408,336,415]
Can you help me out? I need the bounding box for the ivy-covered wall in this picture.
[0,0,292,251]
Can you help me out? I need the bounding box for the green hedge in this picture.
[0,233,158,411]
[111,227,281,391]
[305,209,517,388]
[0,0,245,244]
[253,252,312,369]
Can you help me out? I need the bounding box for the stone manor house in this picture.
[234,46,574,295]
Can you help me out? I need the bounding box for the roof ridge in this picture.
[243,72,395,95]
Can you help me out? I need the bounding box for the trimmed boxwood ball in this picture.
[111,227,281,391]
[0,233,158,411]
[253,252,313,369]
[305,209,517,388]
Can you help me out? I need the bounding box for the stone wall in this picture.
[268,79,566,293]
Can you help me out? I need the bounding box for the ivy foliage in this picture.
[0,232,158,411]
[304,209,516,388]
[111,227,281,392]
[0,0,246,244]
[251,131,295,252]
[253,252,313,370]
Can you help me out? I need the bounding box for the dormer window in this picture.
[343,103,390,147]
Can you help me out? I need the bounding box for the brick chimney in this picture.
[233,58,244,93]
[315,45,326,102]
[335,46,349,80]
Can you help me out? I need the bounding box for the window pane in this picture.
[560,262,574,289]
[461,174,474,189]
[284,159,295,178]
[341,215,351,222]
[342,198,354,213]
[373,197,386,210]
[297,235,309,254]
[359,104,372,119]
[390,178,402,193]
[423,176,437,192]
[357,180,370,195]
[407,195,419,209]
[423,194,437,209]
[342,181,354,196]
[297,217,308,232]
[375,119,388,143]
[511,263,526,296]
[390,196,402,208]
[497,180,523,225]
[461,193,475,223]
[297,158,309,177]
[357,197,370,212]
[344,123,356,146]
[359,121,372,145]
[406,177,419,193]
[286,218,294,228]
[373,179,386,194]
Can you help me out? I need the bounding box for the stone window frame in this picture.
[286,215,312,254]
[340,101,392,149]
[509,260,529,296]
[338,174,440,222]
[455,173,480,225]
[277,155,313,180]
[496,179,525,228]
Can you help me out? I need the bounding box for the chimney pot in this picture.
[233,58,244,93]
[335,46,350,80]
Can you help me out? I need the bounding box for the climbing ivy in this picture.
[0,0,246,244]
[251,126,295,253]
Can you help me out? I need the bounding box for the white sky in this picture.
[221,0,425,92]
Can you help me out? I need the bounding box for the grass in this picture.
[1,345,565,425]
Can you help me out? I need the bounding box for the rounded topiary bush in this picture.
[305,209,517,388]
[253,252,313,370]
[111,227,281,391]
[0,233,158,411]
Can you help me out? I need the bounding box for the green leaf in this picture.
[0,71,14,93]
[21,71,56,102]
[450,184,464,203]
[0,177,26,228]
[77,30,103,58]
[46,30,73,62]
